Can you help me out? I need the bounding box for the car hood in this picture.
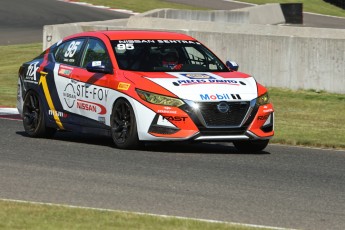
[124,71,259,102]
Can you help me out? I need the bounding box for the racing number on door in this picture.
[64,41,81,58]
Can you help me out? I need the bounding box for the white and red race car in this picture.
[17,30,274,152]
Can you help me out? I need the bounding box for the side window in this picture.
[80,39,111,68]
[185,46,221,71]
[54,39,85,66]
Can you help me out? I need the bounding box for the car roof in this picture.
[66,30,197,41]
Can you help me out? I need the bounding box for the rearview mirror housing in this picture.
[86,61,113,74]
[226,61,239,71]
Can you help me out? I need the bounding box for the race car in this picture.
[17,30,274,152]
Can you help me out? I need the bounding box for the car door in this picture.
[50,38,86,127]
[68,38,113,126]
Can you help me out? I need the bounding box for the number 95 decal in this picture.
[64,41,81,58]
[116,44,135,50]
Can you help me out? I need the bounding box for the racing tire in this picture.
[110,98,139,149]
[233,140,269,153]
[22,91,56,138]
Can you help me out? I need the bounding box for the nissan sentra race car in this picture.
[17,30,274,152]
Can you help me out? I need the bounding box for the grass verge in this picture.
[80,0,345,17]
[269,88,345,149]
[0,200,265,230]
[1,43,345,150]
[77,0,205,13]
[235,0,345,17]
[0,43,42,107]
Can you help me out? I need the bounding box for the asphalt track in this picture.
[0,0,131,45]
[167,0,345,29]
[1,1,345,230]
[1,0,345,45]
[1,118,345,230]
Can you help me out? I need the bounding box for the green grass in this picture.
[79,0,205,13]
[269,88,345,149]
[1,43,345,150]
[0,200,263,230]
[230,0,345,17]
[0,43,42,107]
[80,0,345,17]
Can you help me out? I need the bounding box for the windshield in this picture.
[111,40,229,72]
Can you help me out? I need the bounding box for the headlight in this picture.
[256,92,270,106]
[136,89,185,107]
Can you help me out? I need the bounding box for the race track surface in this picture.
[1,1,345,229]
[1,118,345,230]
[0,0,130,45]
[167,0,345,29]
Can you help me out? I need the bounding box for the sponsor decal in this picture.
[173,79,240,86]
[200,93,241,100]
[181,73,215,79]
[258,115,270,120]
[48,110,68,118]
[163,116,188,122]
[76,99,106,115]
[58,65,73,78]
[92,61,102,67]
[117,40,201,45]
[76,84,108,101]
[63,83,77,108]
[157,106,177,114]
[118,40,155,44]
[25,61,40,83]
[62,82,108,114]
[263,109,273,113]
[117,82,130,90]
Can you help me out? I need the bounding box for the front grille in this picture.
[197,101,250,127]
[198,127,247,136]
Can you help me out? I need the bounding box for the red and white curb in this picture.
[0,107,21,120]
[57,0,139,15]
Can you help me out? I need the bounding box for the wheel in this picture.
[233,140,269,153]
[22,91,56,138]
[110,98,139,149]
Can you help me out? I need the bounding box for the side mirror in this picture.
[226,61,239,71]
[86,61,112,74]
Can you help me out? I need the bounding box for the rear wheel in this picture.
[233,140,269,153]
[110,98,139,149]
[22,91,56,138]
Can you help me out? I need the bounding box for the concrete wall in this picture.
[42,7,345,94]
[138,8,250,24]
[137,4,285,25]
[232,4,285,25]
[43,19,128,49]
[190,31,345,93]
[126,17,345,93]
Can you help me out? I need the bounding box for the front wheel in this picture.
[22,91,56,138]
[110,98,139,149]
[233,140,269,153]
